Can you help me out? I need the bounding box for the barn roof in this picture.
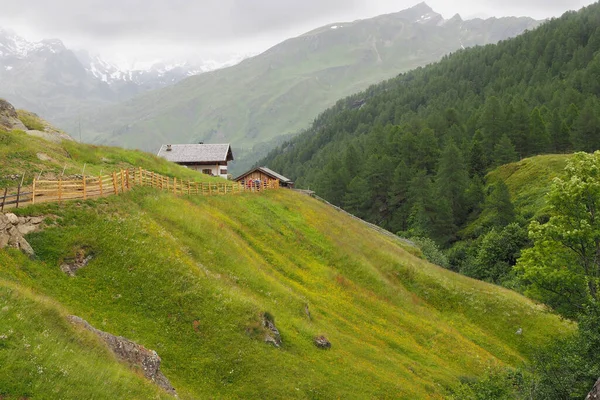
[234,166,293,183]
[157,144,234,163]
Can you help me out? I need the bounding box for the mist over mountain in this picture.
[0,28,245,121]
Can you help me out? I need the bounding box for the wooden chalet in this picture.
[157,143,234,179]
[234,167,294,188]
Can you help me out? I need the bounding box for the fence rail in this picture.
[0,167,279,210]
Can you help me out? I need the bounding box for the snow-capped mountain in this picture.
[0,28,245,121]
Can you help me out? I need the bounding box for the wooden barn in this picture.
[234,167,294,189]
[157,143,234,179]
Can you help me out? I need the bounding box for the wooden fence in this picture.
[0,168,279,210]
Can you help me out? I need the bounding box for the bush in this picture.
[409,236,450,269]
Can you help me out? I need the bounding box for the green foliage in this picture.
[492,134,519,167]
[462,223,529,284]
[517,151,600,317]
[449,367,528,400]
[408,236,450,269]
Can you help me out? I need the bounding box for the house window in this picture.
[220,169,227,175]
[202,169,212,175]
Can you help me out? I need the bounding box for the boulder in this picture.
[60,249,94,276]
[5,213,19,225]
[68,316,177,397]
[262,313,282,348]
[314,335,331,349]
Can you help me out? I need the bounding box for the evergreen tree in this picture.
[529,107,550,154]
[435,140,470,226]
[479,96,505,152]
[492,134,519,166]
[548,109,572,152]
[507,97,530,157]
[469,130,488,177]
[482,181,515,229]
[571,98,600,152]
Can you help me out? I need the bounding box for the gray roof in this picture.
[157,144,233,163]
[235,166,293,183]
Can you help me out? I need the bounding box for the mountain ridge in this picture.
[65,4,540,174]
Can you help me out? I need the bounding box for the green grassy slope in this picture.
[1,186,571,398]
[64,4,538,174]
[486,154,569,220]
[0,128,215,188]
[0,278,170,399]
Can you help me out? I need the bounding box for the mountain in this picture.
[67,2,540,173]
[260,2,599,241]
[0,28,242,122]
[0,117,570,398]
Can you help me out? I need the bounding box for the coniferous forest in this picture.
[263,3,600,280]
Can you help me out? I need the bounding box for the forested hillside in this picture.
[263,3,600,251]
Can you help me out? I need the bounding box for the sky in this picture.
[0,0,595,68]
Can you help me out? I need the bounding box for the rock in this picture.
[29,216,44,225]
[0,212,44,257]
[516,328,523,335]
[304,303,311,321]
[314,335,331,349]
[262,313,282,348]
[587,377,600,399]
[17,223,37,235]
[67,316,177,397]
[60,249,94,276]
[5,213,19,225]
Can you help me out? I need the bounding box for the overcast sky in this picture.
[0,0,594,68]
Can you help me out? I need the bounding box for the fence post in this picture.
[32,178,36,205]
[82,175,87,200]
[99,175,103,196]
[112,172,117,194]
[120,170,125,193]
[195,182,199,195]
[126,170,130,190]
[15,184,21,209]
[187,181,191,195]
[0,188,6,211]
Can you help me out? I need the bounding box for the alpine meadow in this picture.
[2,1,600,399]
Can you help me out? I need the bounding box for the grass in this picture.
[17,110,45,131]
[0,133,573,399]
[0,187,572,399]
[0,129,219,188]
[0,277,170,400]
[486,154,569,220]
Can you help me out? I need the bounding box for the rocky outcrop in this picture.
[314,335,331,349]
[587,378,600,399]
[0,213,43,257]
[262,313,282,348]
[60,248,94,276]
[0,99,27,131]
[67,315,177,397]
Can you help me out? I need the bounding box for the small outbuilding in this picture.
[234,167,294,189]
[157,143,234,179]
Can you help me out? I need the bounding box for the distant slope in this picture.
[260,2,599,239]
[0,123,571,398]
[69,2,539,173]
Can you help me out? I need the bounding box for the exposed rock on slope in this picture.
[68,315,177,397]
[0,99,73,142]
[0,212,43,256]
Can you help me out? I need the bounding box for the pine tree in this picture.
[571,98,600,152]
[548,109,572,153]
[482,181,515,229]
[529,107,550,155]
[469,130,488,178]
[492,134,519,167]
[435,140,470,226]
[479,96,505,152]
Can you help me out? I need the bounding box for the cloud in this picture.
[0,0,594,63]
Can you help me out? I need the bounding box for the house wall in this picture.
[236,171,271,185]
[180,163,229,179]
